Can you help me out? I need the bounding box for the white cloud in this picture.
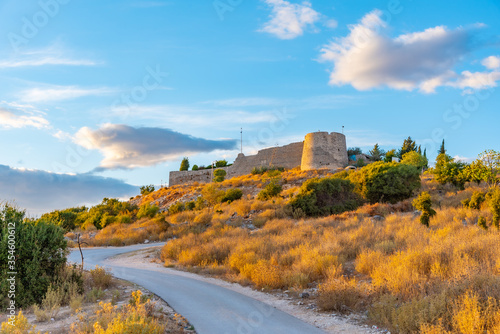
[74,124,238,170]
[0,45,97,68]
[318,10,500,93]
[324,19,338,29]
[259,0,321,39]
[0,101,49,129]
[20,86,115,103]
[481,55,500,70]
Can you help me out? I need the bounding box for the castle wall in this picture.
[229,142,304,176]
[301,132,348,170]
[168,132,348,186]
[168,142,304,186]
[169,166,232,187]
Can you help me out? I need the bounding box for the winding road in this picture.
[68,244,326,334]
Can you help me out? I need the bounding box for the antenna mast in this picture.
[240,128,242,154]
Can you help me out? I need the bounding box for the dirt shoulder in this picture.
[105,246,387,334]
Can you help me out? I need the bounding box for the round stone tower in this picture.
[301,131,348,170]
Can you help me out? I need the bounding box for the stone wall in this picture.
[169,166,232,187]
[168,132,348,186]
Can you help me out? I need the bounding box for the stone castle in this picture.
[169,131,348,186]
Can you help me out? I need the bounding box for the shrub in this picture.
[288,178,363,217]
[478,216,488,230]
[401,151,428,170]
[221,188,243,203]
[1,310,39,334]
[0,205,67,309]
[140,185,155,195]
[432,154,468,189]
[463,191,486,210]
[168,202,184,215]
[185,201,196,211]
[356,158,366,168]
[413,192,436,227]
[349,161,421,204]
[257,181,282,201]
[137,203,159,218]
[90,266,113,289]
[192,164,199,171]
[486,187,500,228]
[215,160,228,167]
[213,169,227,182]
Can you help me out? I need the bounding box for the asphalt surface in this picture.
[68,244,326,334]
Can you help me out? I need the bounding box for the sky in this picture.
[0,0,499,215]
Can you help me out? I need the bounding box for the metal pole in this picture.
[240,128,242,154]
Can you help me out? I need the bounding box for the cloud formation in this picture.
[0,101,49,129]
[259,0,321,39]
[21,86,114,103]
[0,45,97,68]
[74,124,238,170]
[0,165,137,216]
[318,10,500,93]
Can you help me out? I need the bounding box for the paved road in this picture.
[68,244,325,334]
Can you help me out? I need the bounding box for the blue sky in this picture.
[0,0,499,215]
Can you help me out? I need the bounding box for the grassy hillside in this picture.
[39,159,500,333]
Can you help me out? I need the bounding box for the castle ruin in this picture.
[168,131,348,186]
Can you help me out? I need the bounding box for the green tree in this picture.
[477,150,500,187]
[438,139,446,155]
[213,169,227,182]
[348,161,421,203]
[384,149,397,163]
[486,187,500,229]
[412,192,436,227]
[215,160,228,167]
[432,154,468,189]
[288,178,363,217]
[369,144,385,161]
[39,206,87,231]
[401,151,428,170]
[140,185,155,195]
[192,165,199,171]
[179,157,190,171]
[398,136,417,158]
[0,205,68,309]
[137,203,159,218]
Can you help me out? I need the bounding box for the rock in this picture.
[299,292,310,299]
[144,239,150,244]
[413,210,421,216]
[246,224,255,230]
[371,215,385,222]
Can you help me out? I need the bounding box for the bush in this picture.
[168,202,184,215]
[486,187,500,228]
[213,169,227,182]
[413,192,436,227]
[432,154,468,189]
[137,203,159,219]
[179,157,189,171]
[221,189,243,203]
[257,181,282,201]
[90,266,113,289]
[215,160,228,167]
[140,185,155,196]
[251,166,284,175]
[185,201,196,211]
[401,151,428,170]
[356,158,365,168]
[463,191,486,210]
[192,164,199,171]
[0,205,67,309]
[288,178,363,217]
[348,161,421,204]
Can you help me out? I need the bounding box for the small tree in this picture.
[413,192,436,227]
[192,165,199,171]
[179,157,190,171]
[384,149,397,162]
[432,153,468,189]
[399,136,417,158]
[215,160,228,167]
[438,139,446,155]
[401,151,428,170]
[213,169,227,182]
[486,187,500,229]
[140,185,155,195]
[369,144,385,161]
